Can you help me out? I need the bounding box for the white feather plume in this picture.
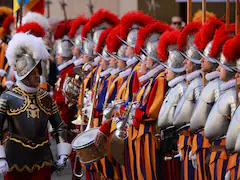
[6,33,50,67]
[22,12,50,31]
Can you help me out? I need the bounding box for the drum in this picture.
[72,127,106,164]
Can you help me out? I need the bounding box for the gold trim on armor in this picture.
[36,89,52,116]
[7,88,30,116]
[8,161,52,173]
[9,137,49,149]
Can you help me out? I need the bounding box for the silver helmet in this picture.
[140,33,161,62]
[161,45,185,73]
[196,41,217,63]
[180,35,201,64]
[98,45,110,61]
[107,43,129,61]
[56,35,73,58]
[72,25,84,52]
[6,33,49,81]
[217,52,239,72]
[118,24,139,48]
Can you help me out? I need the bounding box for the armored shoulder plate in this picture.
[158,82,186,129]
[173,77,202,128]
[184,76,202,101]
[190,78,222,132]
[226,106,240,152]
[205,87,236,141]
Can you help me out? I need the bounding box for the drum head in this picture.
[72,127,100,149]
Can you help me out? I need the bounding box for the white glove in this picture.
[225,171,230,180]
[56,155,68,166]
[189,151,198,169]
[0,159,8,175]
[179,150,183,161]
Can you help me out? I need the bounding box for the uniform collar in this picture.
[138,65,164,83]
[16,81,38,93]
[220,79,236,92]
[58,59,75,71]
[168,74,186,88]
[74,58,84,67]
[119,67,132,78]
[205,71,220,81]
[110,68,121,75]
[186,70,202,82]
[100,68,113,77]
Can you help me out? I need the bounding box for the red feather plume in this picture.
[194,18,225,50]
[222,34,240,63]
[209,28,235,58]
[16,22,45,37]
[95,27,112,53]
[106,25,122,53]
[178,22,202,51]
[157,30,181,62]
[68,15,88,39]
[54,20,71,40]
[134,21,172,55]
[2,15,14,34]
[120,11,155,40]
[81,9,119,39]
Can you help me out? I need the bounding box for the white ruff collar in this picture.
[168,75,186,88]
[186,70,202,82]
[126,57,138,67]
[119,67,132,78]
[91,61,98,67]
[74,58,84,67]
[220,79,236,92]
[94,56,101,63]
[58,59,75,71]
[205,71,220,81]
[4,80,14,89]
[100,68,113,77]
[110,68,121,75]
[139,65,164,82]
[16,81,38,93]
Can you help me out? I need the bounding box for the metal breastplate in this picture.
[204,88,236,142]
[173,76,202,128]
[5,87,53,140]
[190,78,222,132]
[158,82,185,129]
[226,106,240,152]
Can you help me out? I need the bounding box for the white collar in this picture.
[74,58,84,67]
[205,71,220,81]
[94,56,101,63]
[100,68,113,77]
[220,79,236,92]
[168,74,186,88]
[91,61,98,67]
[126,57,138,67]
[186,70,202,82]
[139,65,164,82]
[16,81,38,93]
[119,67,132,78]
[58,59,75,71]
[110,68,121,75]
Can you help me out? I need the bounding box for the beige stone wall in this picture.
[45,0,138,20]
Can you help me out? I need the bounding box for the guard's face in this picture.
[200,57,213,73]
[117,59,126,70]
[57,54,63,65]
[183,58,194,73]
[165,68,175,81]
[125,46,134,58]
[72,46,80,57]
[139,62,147,76]
[146,56,154,70]
[109,57,117,69]
[100,58,108,70]
[25,67,40,88]
[218,65,228,81]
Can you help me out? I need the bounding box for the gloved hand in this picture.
[189,151,197,169]
[0,69,6,77]
[0,159,8,175]
[225,171,230,180]
[55,155,68,171]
